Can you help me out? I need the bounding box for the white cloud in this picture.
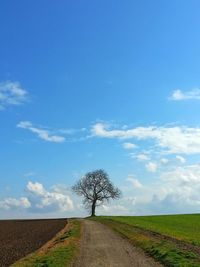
[135,154,149,161]
[17,121,65,143]
[160,158,169,164]
[61,164,200,214]
[146,162,157,172]
[36,193,73,212]
[0,197,31,210]
[101,204,128,214]
[122,142,137,149]
[0,81,29,109]
[26,181,73,212]
[144,163,200,213]
[126,175,142,188]
[27,181,46,196]
[118,162,200,215]
[161,164,200,184]
[91,122,200,155]
[0,182,74,215]
[176,155,186,164]
[169,89,200,101]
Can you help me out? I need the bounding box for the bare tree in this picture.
[72,169,121,216]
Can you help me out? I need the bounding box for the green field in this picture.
[99,214,200,245]
[93,214,200,267]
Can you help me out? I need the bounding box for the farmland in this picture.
[12,219,81,267]
[97,214,200,245]
[0,219,67,267]
[93,214,200,266]
[2,215,200,266]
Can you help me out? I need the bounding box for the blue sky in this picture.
[1,1,200,218]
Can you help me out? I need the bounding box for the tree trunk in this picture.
[91,201,96,216]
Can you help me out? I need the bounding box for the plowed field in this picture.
[0,219,67,267]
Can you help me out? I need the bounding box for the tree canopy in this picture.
[72,169,121,216]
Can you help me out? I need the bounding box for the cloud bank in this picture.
[91,123,200,154]
[0,182,73,214]
[0,197,31,210]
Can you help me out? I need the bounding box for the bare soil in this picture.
[72,220,162,267]
[0,218,67,267]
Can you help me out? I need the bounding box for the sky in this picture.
[1,1,200,218]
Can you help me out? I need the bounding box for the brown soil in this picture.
[0,218,67,267]
[72,220,162,267]
[37,221,71,255]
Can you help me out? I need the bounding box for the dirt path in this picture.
[72,220,162,267]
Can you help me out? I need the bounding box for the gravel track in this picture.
[72,220,162,267]
[0,219,67,267]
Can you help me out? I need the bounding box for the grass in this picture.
[11,219,81,267]
[98,214,200,246]
[92,215,200,267]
